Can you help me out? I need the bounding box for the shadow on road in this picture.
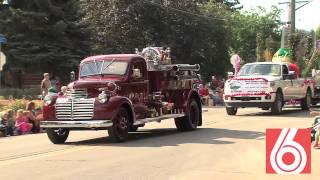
[237,108,310,118]
[65,128,265,147]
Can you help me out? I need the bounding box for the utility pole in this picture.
[279,0,311,34]
[290,0,296,34]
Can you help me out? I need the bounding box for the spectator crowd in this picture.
[0,101,43,137]
[198,76,225,107]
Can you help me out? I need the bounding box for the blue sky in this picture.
[240,0,320,30]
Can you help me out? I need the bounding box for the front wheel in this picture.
[108,107,130,142]
[46,128,69,144]
[175,100,200,131]
[226,107,237,115]
[271,92,283,115]
[301,90,312,110]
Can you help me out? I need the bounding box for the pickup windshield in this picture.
[238,64,281,76]
[80,60,128,77]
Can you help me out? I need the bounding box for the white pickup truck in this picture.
[224,62,314,115]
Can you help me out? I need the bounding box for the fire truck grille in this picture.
[66,89,87,99]
[55,98,95,120]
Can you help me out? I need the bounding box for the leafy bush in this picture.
[0,88,41,100]
[6,99,28,112]
[0,99,44,113]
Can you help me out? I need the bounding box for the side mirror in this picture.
[132,69,142,79]
[70,71,76,81]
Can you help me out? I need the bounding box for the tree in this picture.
[0,0,91,86]
[229,6,281,63]
[215,0,242,10]
[82,0,232,81]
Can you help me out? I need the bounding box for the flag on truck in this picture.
[272,48,292,63]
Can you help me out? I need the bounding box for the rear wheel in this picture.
[175,100,200,131]
[301,90,312,110]
[108,107,130,142]
[271,91,283,115]
[226,107,237,115]
[46,128,69,144]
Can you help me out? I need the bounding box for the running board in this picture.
[134,114,185,125]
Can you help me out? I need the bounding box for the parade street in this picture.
[0,107,317,180]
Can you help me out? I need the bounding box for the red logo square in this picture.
[266,128,311,174]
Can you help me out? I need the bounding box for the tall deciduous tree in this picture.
[0,0,90,86]
[229,6,281,63]
[82,0,231,81]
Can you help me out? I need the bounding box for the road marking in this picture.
[0,146,96,167]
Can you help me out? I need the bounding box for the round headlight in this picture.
[98,91,108,103]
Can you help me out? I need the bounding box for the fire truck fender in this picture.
[187,90,202,126]
[107,96,135,124]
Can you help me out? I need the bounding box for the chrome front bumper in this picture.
[40,120,113,128]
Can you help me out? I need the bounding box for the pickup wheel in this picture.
[301,90,312,110]
[226,107,237,115]
[271,92,283,115]
[46,128,69,144]
[175,100,200,131]
[108,107,129,142]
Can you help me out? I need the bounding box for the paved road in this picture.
[0,107,317,180]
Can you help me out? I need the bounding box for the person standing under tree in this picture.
[41,73,51,97]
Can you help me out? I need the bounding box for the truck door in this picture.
[281,65,294,100]
[129,59,149,119]
[290,73,305,99]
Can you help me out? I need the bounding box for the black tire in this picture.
[301,90,312,110]
[271,91,283,115]
[108,107,130,142]
[46,128,69,144]
[262,107,270,111]
[175,100,200,131]
[226,107,237,115]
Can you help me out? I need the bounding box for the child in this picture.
[0,111,15,136]
[0,112,9,136]
[15,109,33,134]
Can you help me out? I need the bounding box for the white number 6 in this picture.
[270,128,307,174]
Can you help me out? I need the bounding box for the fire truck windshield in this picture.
[80,60,128,77]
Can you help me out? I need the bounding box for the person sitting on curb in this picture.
[26,102,40,133]
[0,110,15,136]
[15,109,33,135]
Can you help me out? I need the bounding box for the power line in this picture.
[140,0,229,22]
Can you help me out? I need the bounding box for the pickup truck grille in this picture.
[66,89,87,99]
[55,98,95,120]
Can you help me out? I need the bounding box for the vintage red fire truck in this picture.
[40,47,203,144]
